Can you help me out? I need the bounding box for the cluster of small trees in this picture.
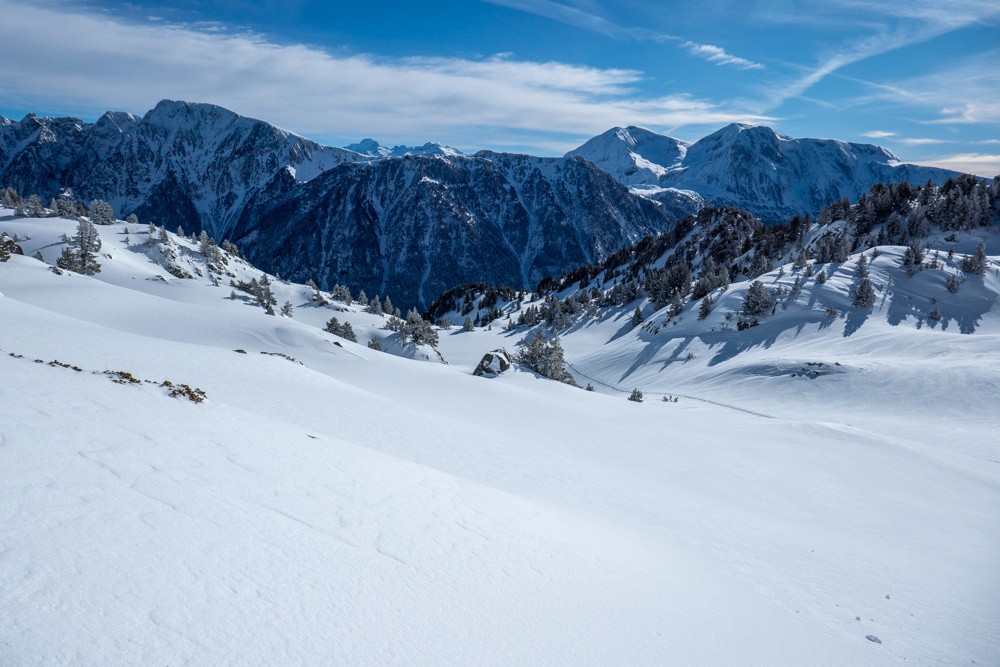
[517,329,576,385]
[385,309,439,347]
[324,317,357,342]
[231,273,277,314]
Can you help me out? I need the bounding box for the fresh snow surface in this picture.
[2,210,999,665]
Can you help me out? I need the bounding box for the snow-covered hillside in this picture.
[2,208,998,664]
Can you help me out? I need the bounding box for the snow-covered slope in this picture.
[569,123,964,222]
[2,206,999,664]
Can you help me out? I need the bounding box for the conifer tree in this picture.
[741,281,774,317]
[697,295,713,320]
[851,277,876,308]
[856,254,869,277]
[961,242,988,275]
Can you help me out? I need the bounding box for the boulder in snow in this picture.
[473,349,512,377]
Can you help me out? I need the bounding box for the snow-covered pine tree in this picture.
[856,254,869,277]
[669,291,684,317]
[697,295,713,320]
[331,284,352,305]
[741,281,773,317]
[961,242,988,275]
[87,199,116,225]
[258,274,277,314]
[902,240,925,275]
[851,277,876,308]
[71,219,102,275]
[517,329,575,385]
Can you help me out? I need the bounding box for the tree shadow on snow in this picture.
[842,307,870,337]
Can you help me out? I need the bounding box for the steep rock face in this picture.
[0,101,364,236]
[569,123,963,222]
[231,153,674,309]
[0,114,91,197]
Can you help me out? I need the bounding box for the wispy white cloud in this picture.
[681,42,764,70]
[859,52,1000,125]
[861,130,895,138]
[481,0,766,73]
[899,138,946,146]
[914,153,1000,178]
[0,1,768,152]
[480,0,671,41]
[763,2,1000,110]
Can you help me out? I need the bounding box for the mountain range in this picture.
[0,100,966,307]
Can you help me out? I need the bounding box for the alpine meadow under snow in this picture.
[2,176,999,664]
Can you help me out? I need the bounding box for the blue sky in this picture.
[1,0,998,174]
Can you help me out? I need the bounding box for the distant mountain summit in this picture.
[566,126,688,187]
[568,122,960,222]
[345,138,463,158]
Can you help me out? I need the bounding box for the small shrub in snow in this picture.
[928,305,942,321]
[463,315,475,331]
[162,380,207,403]
[628,388,643,403]
[946,273,962,294]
